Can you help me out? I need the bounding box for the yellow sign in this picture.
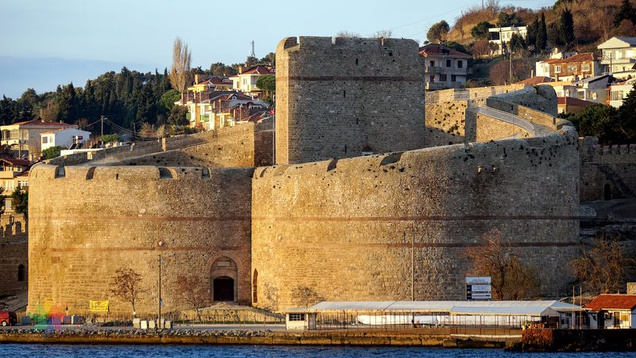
[89,300,109,313]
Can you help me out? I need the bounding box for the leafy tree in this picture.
[256,74,275,101]
[571,234,633,294]
[614,0,636,27]
[42,146,65,159]
[566,104,627,144]
[209,62,237,77]
[168,105,189,127]
[427,20,450,43]
[111,268,145,318]
[444,41,469,54]
[102,134,122,143]
[497,11,524,27]
[372,29,393,38]
[259,52,276,67]
[471,21,494,39]
[465,230,538,300]
[10,186,28,217]
[169,37,192,94]
[509,33,526,53]
[0,96,14,125]
[160,89,181,110]
[245,55,259,67]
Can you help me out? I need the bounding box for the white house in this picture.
[609,78,636,108]
[41,128,91,151]
[489,26,527,56]
[585,294,636,329]
[598,36,636,79]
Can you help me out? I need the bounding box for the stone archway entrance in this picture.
[210,257,238,302]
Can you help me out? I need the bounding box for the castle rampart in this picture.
[275,36,426,164]
[25,38,585,316]
[251,125,580,310]
[0,213,28,296]
[579,137,636,201]
[28,164,254,316]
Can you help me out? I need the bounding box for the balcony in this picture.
[425,66,441,74]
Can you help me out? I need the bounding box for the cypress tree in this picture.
[537,13,547,51]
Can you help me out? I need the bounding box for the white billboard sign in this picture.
[466,276,491,285]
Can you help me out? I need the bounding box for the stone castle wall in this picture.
[579,137,636,201]
[0,214,28,296]
[119,121,274,168]
[28,165,253,316]
[251,126,580,310]
[275,36,426,164]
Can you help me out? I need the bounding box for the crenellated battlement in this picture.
[278,36,418,53]
[580,137,636,156]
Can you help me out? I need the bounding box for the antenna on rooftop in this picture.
[250,40,256,58]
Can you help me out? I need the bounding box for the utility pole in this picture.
[250,40,256,59]
[100,115,104,139]
[158,253,162,329]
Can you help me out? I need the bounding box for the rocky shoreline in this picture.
[0,327,509,348]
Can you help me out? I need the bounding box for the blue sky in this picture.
[0,0,555,98]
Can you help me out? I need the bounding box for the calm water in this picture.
[2,345,634,358]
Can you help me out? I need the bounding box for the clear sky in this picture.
[0,0,555,98]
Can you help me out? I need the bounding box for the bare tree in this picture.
[177,276,209,322]
[169,37,192,94]
[336,31,361,38]
[571,234,633,294]
[372,29,393,38]
[111,268,144,318]
[465,230,538,300]
[291,286,323,307]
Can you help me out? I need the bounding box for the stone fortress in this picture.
[25,36,636,317]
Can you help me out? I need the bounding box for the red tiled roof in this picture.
[419,43,472,59]
[584,295,636,311]
[231,65,275,77]
[0,158,31,167]
[520,76,554,85]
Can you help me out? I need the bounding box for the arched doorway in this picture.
[213,277,234,301]
[210,257,238,302]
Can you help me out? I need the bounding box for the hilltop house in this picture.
[419,43,472,90]
[535,53,601,81]
[180,75,234,128]
[197,92,270,131]
[598,36,636,79]
[488,26,527,56]
[41,128,92,151]
[229,65,274,97]
[0,120,77,160]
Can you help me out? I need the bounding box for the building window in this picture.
[440,74,447,81]
[42,137,49,144]
[582,64,591,72]
[451,74,457,82]
[18,180,28,188]
[458,60,463,68]
[568,65,578,72]
[429,75,435,83]
[430,60,435,67]
[555,65,561,73]
[289,314,305,321]
[611,91,624,101]
[446,59,452,67]
[4,180,14,191]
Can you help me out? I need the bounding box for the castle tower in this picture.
[275,36,426,164]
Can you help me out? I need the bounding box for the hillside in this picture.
[447,0,634,50]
